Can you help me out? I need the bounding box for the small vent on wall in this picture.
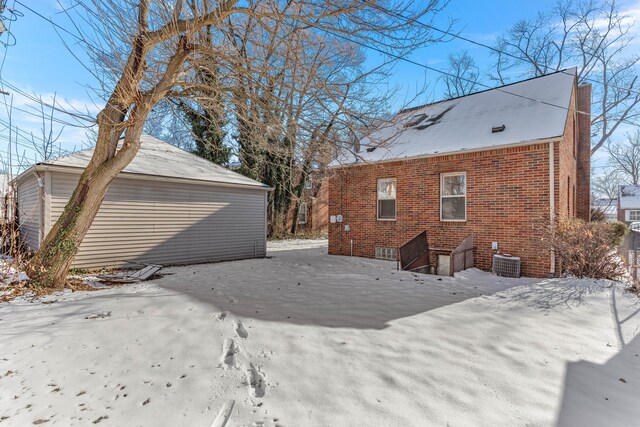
[492,254,521,278]
[375,247,397,261]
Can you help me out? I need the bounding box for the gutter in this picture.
[329,136,563,169]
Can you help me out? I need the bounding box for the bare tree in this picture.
[26,0,446,287]
[607,130,640,185]
[592,168,622,200]
[441,50,480,98]
[490,0,640,154]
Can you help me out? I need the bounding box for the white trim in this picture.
[376,177,396,221]
[628,210,640,221]
[298,202,307,224]
[440,172,467,222]
[43,170,52,235]
[21,164,272,192]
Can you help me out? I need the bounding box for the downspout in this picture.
[549,141,556,275]
[35,172,45,246]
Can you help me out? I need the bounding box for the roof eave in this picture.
[330,136,563,169]
[32,164,273,191]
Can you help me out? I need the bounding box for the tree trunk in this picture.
[26,125,144,288]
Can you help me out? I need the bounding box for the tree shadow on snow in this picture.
[555,288,640,426]
[154,244,530,330]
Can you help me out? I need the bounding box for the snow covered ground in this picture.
[1,239,639,426]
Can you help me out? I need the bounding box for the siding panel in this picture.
[49,172,267,269]
[16,173,42,251]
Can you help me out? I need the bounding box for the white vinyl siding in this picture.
[16,173,42,251]
[49,172,267,269]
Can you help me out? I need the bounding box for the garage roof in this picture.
[40,134,270,189]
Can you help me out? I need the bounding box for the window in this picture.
[629,210,640,221]
[298,202,307,224]
[304,180,312,190]
[377,178,396,220]
[375,247,397,260]
[441,172,466,221]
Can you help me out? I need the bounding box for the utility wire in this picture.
[312,24,590,117]
[375,5,640,98]
[14,0,85,44]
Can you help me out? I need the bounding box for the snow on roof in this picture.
[334,68,576,166]
[40,134,270,189]
[619,185,640,209]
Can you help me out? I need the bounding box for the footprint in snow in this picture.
[244,363,266,398]
[220,338,237,368]
[234,320,249,338]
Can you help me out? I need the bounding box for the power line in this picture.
[14,0,85,44]
[376,5,640,99]
[0,78,96,124]
[312,24,590,117]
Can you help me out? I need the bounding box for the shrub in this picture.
[550,218,627,280]
[590,207,607,222]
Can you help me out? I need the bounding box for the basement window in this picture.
[441,172,466,221]
[377,178,396,220]
[404,113,428,127]
[298,202,307,224]
[375,247,397,260]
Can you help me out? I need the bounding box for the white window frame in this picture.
[377,178,396,221]
[628,210,640,222]
[298,202,307,224]
[440,172,467,222]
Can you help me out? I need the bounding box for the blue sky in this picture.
[0,0,638,172]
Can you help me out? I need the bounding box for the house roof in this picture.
[37,134,270,190]
[334,68,577,166]
[619,185,640,209]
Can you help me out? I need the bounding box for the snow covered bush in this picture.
[550,218,628,280]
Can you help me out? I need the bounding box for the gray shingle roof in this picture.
[42,134,269,189]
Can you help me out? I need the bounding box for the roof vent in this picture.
[366,146,376,153]
[492,125,506,133]
[404,113,428,127]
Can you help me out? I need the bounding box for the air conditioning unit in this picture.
[492,254,521,278]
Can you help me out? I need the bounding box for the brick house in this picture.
[328,69,591,278]
[618,185,640,224]
[289,177,329,235]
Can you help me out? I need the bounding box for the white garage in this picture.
[14,135,270,269]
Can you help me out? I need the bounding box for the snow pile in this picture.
[0,239,638,426]
[619,184,640,209]
[0,257,28,286]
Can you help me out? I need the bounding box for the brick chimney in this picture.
[576,83,591,221]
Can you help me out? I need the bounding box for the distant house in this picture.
[592,197,617,222]
[618,185,640,224]
[328,68,591,278]
[14,135,271,269]
[290,177,329,235]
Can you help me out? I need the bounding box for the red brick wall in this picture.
[328,144,555,277]
[576,84,592,221]
[556,84,578,221]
